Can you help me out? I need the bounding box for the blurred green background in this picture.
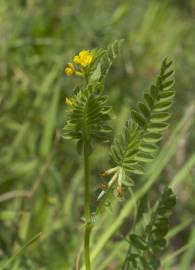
[1,0,195,269]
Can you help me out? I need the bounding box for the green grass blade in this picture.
[170,153,195,189]
[39,86,61,158]
[179,228,195,270]
[0,233,42,270]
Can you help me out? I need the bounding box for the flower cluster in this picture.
[64,50,93,77]
[73,50,93,67]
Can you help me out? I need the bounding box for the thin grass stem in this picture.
[84,141,91,270]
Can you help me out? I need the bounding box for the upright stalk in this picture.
[84,140,91,270]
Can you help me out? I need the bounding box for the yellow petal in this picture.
[67,62,74,69]
[79,50,89,58]
[73,55,80,64]
[65,67,74,76]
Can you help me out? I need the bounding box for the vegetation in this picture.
[1,0,195,269]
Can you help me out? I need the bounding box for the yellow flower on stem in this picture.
[73,50,93,68]
[65,50,93,79]
[64,62,75,76]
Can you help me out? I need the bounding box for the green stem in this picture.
[84,141,91,270]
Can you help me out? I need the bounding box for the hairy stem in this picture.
[84,141,91,270]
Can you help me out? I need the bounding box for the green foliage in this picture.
[96,58,175,212]
[63,83,112,149]
[93,59,176,270]
[110,58,175,176]
[1,1,195,269]
[122,187,176,270]
[0,233,42,270]
[98,39,124,81]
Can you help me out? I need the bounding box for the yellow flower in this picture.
[64,62,75,76]
[65,97,74,106]
[73,50,93,67]
[73,55,80,65]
